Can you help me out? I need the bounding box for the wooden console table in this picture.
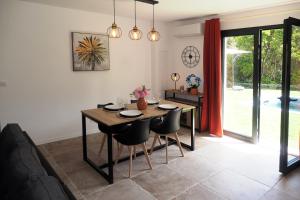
[165,89,203,131]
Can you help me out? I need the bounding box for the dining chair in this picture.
[97,103,129,156]
[149,108,184,163]
[114,119,152,178]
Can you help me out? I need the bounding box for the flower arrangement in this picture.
[186,74,201,88]
[133,85,150,99]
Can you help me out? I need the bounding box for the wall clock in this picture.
[181,46,200,68]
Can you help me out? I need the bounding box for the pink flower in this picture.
[133,85,150,99]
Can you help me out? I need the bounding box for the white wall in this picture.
[0,0,167,144]
[167,35,204,92]
[163,2,300,94]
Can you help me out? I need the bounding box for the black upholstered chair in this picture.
[97,103,129,155]
[150,108,184,163]
[114,119,152,178]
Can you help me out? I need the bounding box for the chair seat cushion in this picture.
[1,144,47,197]
[9,176,70,200]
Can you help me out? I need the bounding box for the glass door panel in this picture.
[259,28,283,149]
[280,17,300,173]
[287,24,300,163]
[223,35,255,139]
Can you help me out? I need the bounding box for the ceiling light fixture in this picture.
[107,0,122,38]
[147,3,160,42]
[129,0,143,40]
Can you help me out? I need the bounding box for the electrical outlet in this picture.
[0,80,7,87]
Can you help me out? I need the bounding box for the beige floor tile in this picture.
[40,132,300,200]
[201,169,270,200]
[85,179,156,200]
[44,136,82,156]
[167,153,223,183]
[227,154,283,187]
[260,188,300,200]
[174,184,226,200]
[274,168,300,199]
[132,166,197,200]
[66,165,109,196]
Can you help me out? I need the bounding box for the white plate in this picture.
[147,99,159,105]
[120,110,143,118]
[104,104,124,111]
[158,104,177,110]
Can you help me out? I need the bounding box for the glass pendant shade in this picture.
[148,4,160,42]
[107,23,122,38]
[107,0,122,38]
[129,0,142,40]
[129,26,143,40]
[147,28,160,41]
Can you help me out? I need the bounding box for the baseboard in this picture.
[35,128,99,145]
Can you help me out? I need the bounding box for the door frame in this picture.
[221,24,283,143]
[280,17,300,173]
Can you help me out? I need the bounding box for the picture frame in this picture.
[72,32,110,71]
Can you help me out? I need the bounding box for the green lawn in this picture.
[224,88,300,156]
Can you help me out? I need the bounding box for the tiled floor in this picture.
[38,128,300,200]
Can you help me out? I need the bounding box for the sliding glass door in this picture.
[222,30,259,142]
[280,17,300,173]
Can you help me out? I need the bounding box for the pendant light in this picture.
[107,0,122,38]
[129,0,143,40]
[147,3,160,42]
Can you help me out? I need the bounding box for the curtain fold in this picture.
[201,18,223,137]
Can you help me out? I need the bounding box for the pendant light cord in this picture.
[152,4,154,29]
[134,0,137,27]
[113,0,116,23]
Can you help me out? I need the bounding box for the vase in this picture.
[137,98,147,110]
[190,88,198,95]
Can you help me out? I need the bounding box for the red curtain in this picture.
[201,18,223,137]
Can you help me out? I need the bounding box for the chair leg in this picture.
[134,146,137,159]
[141,143,153,170]
[150,134,158,155]
[115,143,123,164]
[174,132,184,157]
[98,134,107,155]
[165,135,168,164]
[128,146,133,178]
[158,136,162,145]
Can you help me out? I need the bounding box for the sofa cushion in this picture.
[1,144,47,197]
[0,124,29,160]
[9,176,70,200]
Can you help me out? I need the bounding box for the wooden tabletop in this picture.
[81,100,196,126]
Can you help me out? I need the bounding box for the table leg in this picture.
[191,108,195,151]
[107,133,114,184]
[82,114,87,161]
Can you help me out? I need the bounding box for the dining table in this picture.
[81,99,196,184]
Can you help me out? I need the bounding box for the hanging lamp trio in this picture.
[107,0,160,41]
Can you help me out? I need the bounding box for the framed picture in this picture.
[72,32,110,71]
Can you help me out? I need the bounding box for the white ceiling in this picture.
[21,0,300,22]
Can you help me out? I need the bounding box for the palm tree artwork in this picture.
[72,33,110,71]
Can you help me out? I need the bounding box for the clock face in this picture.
[181,46,200,68]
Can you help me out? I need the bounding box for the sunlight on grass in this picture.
[224,88,300,157]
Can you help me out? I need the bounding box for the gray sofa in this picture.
[0,124,76,200]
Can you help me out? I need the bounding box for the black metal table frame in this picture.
[82,108,195,184]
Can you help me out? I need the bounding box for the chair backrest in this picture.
[161,108,182,133]
[130,99,138,104]
[97,103,113,132]
[121,118,151,145]
[97,103,113,109]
